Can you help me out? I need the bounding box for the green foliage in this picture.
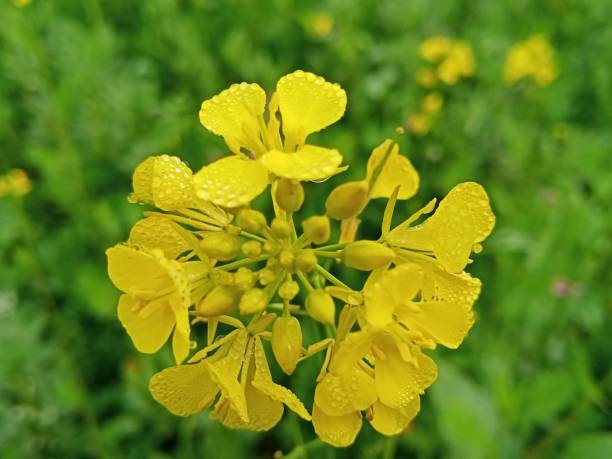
[1,0,610,458]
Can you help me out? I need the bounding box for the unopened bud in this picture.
[275,178,304,212]
[279,280,300,301]
[270,218,292,239]
[326,181,369,220]
[259,268,278,285]
[239,288,269,315]
[234,268,256,290]
[295,249,317,272]
[200,232,239,261]
[263,240,280,255]
[236,209,267,233]
[210,269,234,286]
[306,290,335,324]
[343,240,396,271]
[272,316,302,375]
[302,215,330,245]
[241,240,262,258]
[198,285,241,316]
[279,250,295,270]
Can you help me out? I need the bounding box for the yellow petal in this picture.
[277,70,346,146]
[199,82,266,151]
[363,264,423,327]
[396,299,474,349]
[390,182,495,273]
[131,155,196,210]
[132,156,156,203]
[366,140,419,200]
[212,382,283,431]
[260,145,342,181]
[106,244,169,293]
[193,156,269,207]
[151,155,196,210]
[425,182,495,272]
[315,365,377,416]
[328,330,373,375]
[129,216,190,260]
[251,338,311,420]
[369,398,420,436]
[117,295,175,354]
[149,360,218,416]
[312,403,361,448]
[172,325,191,364]
[374,340,437,410]
[206,331,250,422]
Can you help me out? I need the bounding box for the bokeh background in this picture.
[1,1,611,458]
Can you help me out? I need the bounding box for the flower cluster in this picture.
[106,71,495,447]
[504,35,556,86]
[0,168,31,198]
[410,36,474,136]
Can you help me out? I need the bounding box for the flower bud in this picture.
[295,249,317,272]
[275,178,304,212]
[306,290,335,324]
[325,181,369,220]
[236,209,267,233]
[270,218,292,239]
[239,288,269,315]
[279,250,295,270]
[343,240,396,271]
[259,267,278,285]
[302,215,330,245]
[272,316,302,375]
[199,232,239,261]
[241,240,262,258]
[234,268,256,290]
[263,240,281,255]
[198,285,241,316]
[279,280,300,301]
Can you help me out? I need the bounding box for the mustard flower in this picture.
[505,35,557,86]
[106,71,495,448]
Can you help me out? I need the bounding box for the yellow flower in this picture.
[309,13,334,38]
[416,68,437,87]
[107,71,496,445]
[505,35,556,86]
[421,92,444,115]
[419,36,452,62]
[13,0,31,7]
[385,182,495,273]
[106,244,209,363]
[407,113,431,135]
[195,70,347,207]
[312,323,435,446]
[0,169,32,197]
[149,329,311,431]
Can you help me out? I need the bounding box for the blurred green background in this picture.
[1,0,610,458]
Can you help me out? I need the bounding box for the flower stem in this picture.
[314,265,350,289]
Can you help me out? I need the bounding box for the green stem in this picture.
[383,435,399,459]
[240,230,267,243]
[314,243,347,252]
[217,255,269,271]
[314,265,350,289]
[315,250,343,259]
[296,271,314,293]
[284,438,325,459]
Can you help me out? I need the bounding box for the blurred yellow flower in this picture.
[13,0,31,7]
[419,36,452,62]
[407,113,431,136]
[310,13,334,38]
[418,37,475,86]
[421,92,444,114]
[504,35,557,86]
[416,68,437,87]
[0,168,32,197]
